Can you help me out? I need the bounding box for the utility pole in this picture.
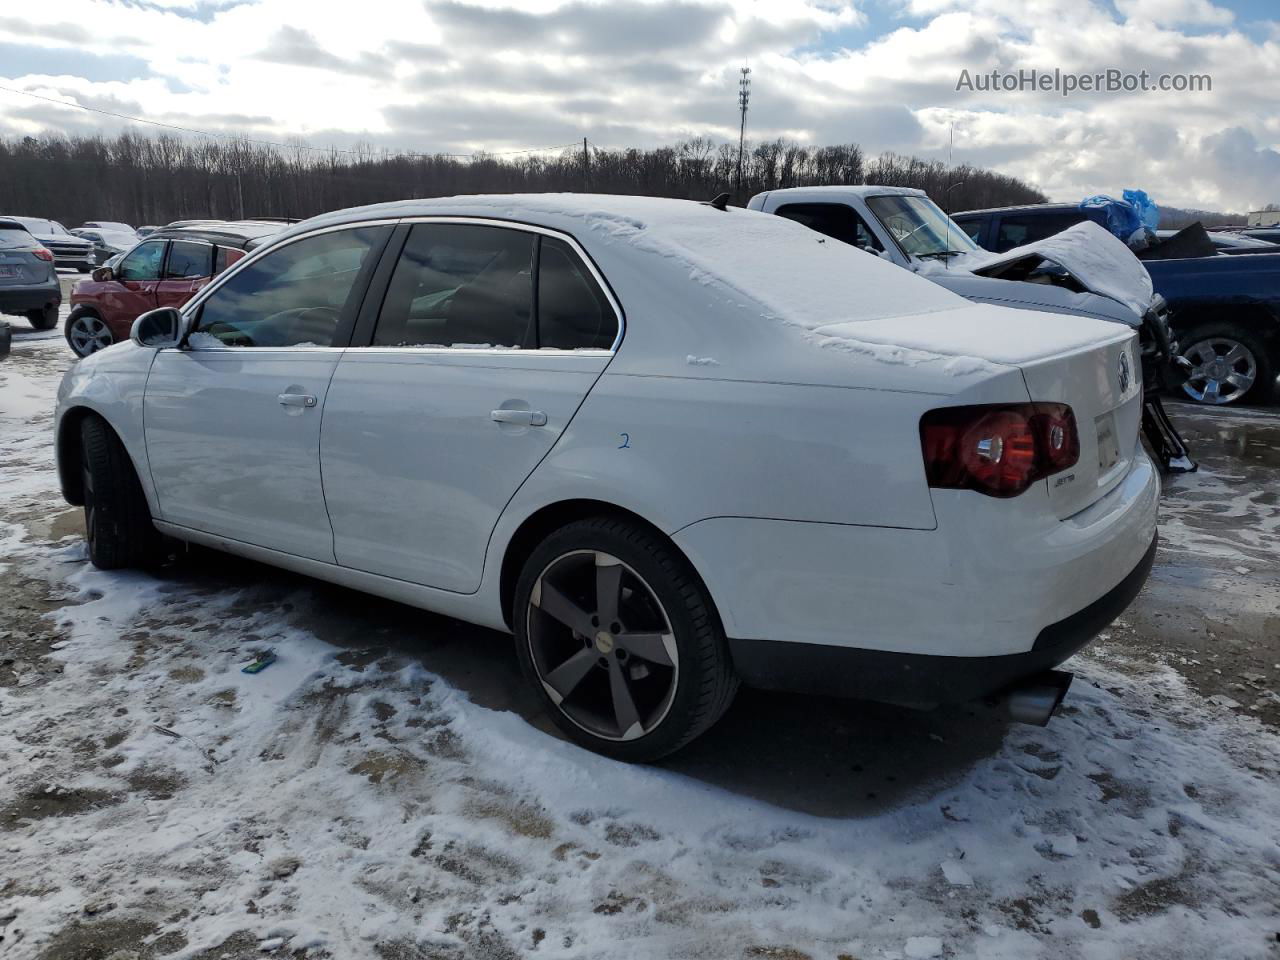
[582,137,590,193]
[736,66,751,202]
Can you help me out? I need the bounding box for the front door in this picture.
[102,239,166,328]
[321,222,619,592]
[144,225,390,561]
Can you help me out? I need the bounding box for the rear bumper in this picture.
[673,444,1159,660]
[0,281,61,313]
[727,532,1157,703]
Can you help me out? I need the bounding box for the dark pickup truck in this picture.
[953,203,1280,406]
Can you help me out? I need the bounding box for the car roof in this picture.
[146,221,288,249]
[754,185,929,202]
[950,203,1082,217]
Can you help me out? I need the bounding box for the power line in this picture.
[0,83,580,160]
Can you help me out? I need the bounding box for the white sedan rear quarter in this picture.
[55,194,1158,759]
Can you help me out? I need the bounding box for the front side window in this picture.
[117,240,167,281]
[864,195,979,259]
[193,227,383,348]
[774,203,884,252]
[373,223,534,348]
[537,236,616,349]
[165,240,212,279]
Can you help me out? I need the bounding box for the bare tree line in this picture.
[0,131,1047,227]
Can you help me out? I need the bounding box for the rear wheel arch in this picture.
[497,499,719,634]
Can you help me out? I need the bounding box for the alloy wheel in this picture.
[526,550,678,742]
[68,315,114,357]
[1180,337,1256,405]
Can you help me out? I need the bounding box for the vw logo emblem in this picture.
[1118,350,1131,394]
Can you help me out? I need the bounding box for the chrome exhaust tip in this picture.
[1004,670,1074,726]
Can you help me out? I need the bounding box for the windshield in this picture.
[865,195,979,258]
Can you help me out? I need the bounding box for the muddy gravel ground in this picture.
[1,324,1278,960]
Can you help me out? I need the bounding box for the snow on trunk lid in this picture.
[1018,327,1142,519]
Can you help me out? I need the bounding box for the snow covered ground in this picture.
[1,336,1279,960]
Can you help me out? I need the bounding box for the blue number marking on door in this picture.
[618,433,631,449]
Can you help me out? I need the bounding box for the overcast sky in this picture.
[1,0,1277,211]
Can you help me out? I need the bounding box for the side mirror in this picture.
[91,266,114,282]
[131,307,186,349]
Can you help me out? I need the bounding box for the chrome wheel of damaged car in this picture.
[67,313,114,357]
[1180,336,1257,405]
[526,550,679,742]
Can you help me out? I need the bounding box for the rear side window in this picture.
[117,240,167,281]
[774,202,884,252]
[537,236,616,349]
[165,240,212,279]
[995,212,1089,251]
[373,223,535,348]
[192,227,383,348]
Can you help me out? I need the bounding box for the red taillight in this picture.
[920,403,1079,498]
[33,248,54,262]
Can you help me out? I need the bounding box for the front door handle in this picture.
[278,393,318,408]
[491,409,547,427]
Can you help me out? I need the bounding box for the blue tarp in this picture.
[1079,190,1159,248]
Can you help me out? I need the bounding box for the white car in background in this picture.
[54,195,1158,760]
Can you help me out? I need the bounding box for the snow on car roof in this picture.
[281,192,962,324]
[753,184,929,201]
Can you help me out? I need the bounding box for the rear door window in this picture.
[117,240,167,281]
[165,240,213,279]
[373,223,535,348]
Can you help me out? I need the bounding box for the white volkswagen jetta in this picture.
[55,195,1159,760]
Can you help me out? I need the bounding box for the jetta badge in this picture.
[1118,349,1131,394]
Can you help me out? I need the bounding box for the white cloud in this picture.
[0,0,1276,209]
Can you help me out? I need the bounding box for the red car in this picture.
[64,221,284,357]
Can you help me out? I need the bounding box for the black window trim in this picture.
[346,216,624,355]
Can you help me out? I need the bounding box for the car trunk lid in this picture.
[1018,327,1142,518]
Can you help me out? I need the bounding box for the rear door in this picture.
[155,238,214,309]
[103,240,166,327]
[144,224,391,561]
[320,221,619,592]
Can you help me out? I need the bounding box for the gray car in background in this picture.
[71,227,140,265]
[4,217,94,271]
[0,217,62,331]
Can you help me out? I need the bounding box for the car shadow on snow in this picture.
[153,546,1013,819]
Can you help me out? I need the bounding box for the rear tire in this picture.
[513,516,738,762]
[26,304,58,331]
[80,416,164,570]
[1178,321,1274,405]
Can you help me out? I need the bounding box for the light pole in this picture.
[736,66,751,202]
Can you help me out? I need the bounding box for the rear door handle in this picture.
[491,409,547,427]
[278,393,318,408]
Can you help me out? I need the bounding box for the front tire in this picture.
[80,416,163,570]
[26,304,58,331]
[514,517,738,761]
[1179,322,1274,405]
[65,309,114,357]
